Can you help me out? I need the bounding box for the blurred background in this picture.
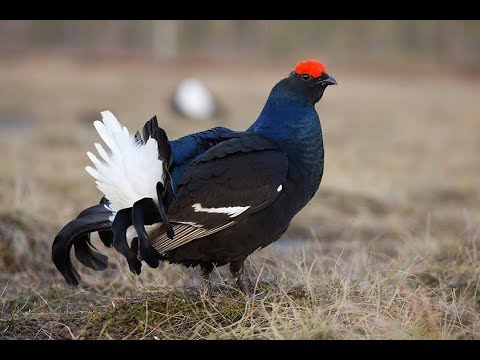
[1,20,479,69]
[0,19,479,285]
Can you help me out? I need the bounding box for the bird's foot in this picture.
[202,281,214,299]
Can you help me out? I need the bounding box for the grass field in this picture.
[1,57,479,339]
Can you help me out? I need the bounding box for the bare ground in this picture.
[0,57,479,339]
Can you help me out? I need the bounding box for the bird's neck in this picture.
[248,94,325,205]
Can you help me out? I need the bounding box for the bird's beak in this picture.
[318,74,337,86]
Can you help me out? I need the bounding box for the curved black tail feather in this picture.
[142,116,174,209]
[52,203,113,286]
[132,197,162,268]
[111,207,142,275]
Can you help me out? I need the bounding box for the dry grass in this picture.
[0,56,479,339]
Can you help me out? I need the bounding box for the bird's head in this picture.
[281,59,337,104]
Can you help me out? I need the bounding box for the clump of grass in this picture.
[0,208,53,272]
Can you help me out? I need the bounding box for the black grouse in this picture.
[52,59,337,294]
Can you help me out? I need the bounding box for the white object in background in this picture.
[173,78,216,120]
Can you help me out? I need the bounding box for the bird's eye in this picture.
[301,74,311,81]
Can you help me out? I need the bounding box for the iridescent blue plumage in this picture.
[248,77,325,210]
[169,126,233,191]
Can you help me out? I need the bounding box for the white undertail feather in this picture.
[85,111,165,221]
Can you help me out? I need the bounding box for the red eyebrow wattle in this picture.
[294,59,326,78]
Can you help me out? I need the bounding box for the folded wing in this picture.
[150,134,288,254]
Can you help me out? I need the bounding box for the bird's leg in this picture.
[112,207,142,275]
[131,198,162,268]
[200,263,214,298]
[230,259,251,296]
